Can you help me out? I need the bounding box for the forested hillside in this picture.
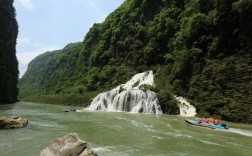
[0,0,19,104]
[19,0,252,123]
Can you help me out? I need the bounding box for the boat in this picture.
[64,109,76,112]
[64,110,76,112]
[185,119,229,130]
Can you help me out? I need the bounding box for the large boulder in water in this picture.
[0,116,28,129]
[40,133,97,156]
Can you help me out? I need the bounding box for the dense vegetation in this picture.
[19,0,252,123]
[0,0,19,104]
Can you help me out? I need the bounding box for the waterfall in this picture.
[175,96,196,117]
[86,71,163,114]
[86,70,197,116]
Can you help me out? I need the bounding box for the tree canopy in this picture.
[19,0,252,123]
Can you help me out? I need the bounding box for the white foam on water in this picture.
[115,116,151,128]
[92,146,116,153]
[161,131,193,139]
[147,127,159,133]
[146,127,193,139]
[93,145,135,156]
[160,122,172,127]
[0,143,12,148]
[228,128,252,137]
[30,121,65,129]
[163,118,178,121]
[130,120,147,128]
[200,140,225,147]
[115,116,191,139]
[226,141,244,147]
[151,135,165,140]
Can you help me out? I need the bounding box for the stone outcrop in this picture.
[0,116,28,129]
[40,133,97,156]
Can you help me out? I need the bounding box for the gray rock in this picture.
[0,116,28,129]
[40,133,97,156]
[79,147,97,156]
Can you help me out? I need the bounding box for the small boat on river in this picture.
[185,119,229,130]
[64,108,76,112]
[64,110,76,112]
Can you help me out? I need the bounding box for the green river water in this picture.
[0,102,252,156]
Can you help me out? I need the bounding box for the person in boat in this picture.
[198,117,206,124]
[202,118,207,123]
[206,117,211,123]
[213,117,219,125]
[68,107,73,111]
[198,118,202,124]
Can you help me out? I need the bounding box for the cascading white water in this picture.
[86,70,197,116]
[175,96,197,117]
[87,89,162,114]
[86,71,163,114]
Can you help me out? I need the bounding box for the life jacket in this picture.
[214,119,219,125]
[202,118,207,123]
[198,118,203,124]
[206,118,211,123]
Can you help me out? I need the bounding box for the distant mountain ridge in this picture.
[19,0,252,123]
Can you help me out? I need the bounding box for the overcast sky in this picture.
[14,0,125,77]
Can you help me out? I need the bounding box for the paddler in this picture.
[206,117,211,123]
[213,117,219,125]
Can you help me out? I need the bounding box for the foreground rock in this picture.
[40,133,97,156]
[0,116,28,129]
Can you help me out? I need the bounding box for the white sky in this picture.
[14,0,125,77]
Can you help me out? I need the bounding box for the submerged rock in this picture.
[40,133,97,156]
[0,116,28,129]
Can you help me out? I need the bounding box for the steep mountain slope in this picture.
[0,0,19,104]
[19,0,252,123]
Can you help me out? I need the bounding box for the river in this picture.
[0,102,252,156]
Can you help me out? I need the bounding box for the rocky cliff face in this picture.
[0,0,19,104]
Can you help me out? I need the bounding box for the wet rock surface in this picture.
[0,116,28,129]
[40,133,97,156]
